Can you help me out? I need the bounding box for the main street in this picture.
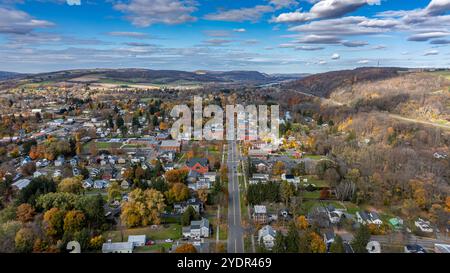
[227,140,244,253]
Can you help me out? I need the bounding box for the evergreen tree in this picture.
[330,235,345,253]
[272,232,287,253]
[351,225,370,253]
[285,222,299,252]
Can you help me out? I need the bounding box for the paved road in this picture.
[227,140,244,253]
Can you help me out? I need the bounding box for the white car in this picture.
[165,239,173,243]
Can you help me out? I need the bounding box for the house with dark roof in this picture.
[185,158,209,175]
[174,198,204,214]
[182,218,210,239]
[258,225,277,250]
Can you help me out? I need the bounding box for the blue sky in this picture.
[0,0,449,73]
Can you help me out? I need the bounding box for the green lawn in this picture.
[303,191,320,199]
[103,224,181,242]
[134,243,173,253]
[301,200,346,213]
[303,154,326,160]
[302,175,329,188]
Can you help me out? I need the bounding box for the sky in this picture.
[0,0,449,73]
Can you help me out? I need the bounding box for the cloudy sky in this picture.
[0,0,449,73]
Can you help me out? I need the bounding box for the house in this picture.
[160,140,181,152]
[356,211,381,225]
[94,180,108,189]
[33,171,46,178]
[82,178,94,189]
[120,180,130,189]
[182,218,210,239]
[12,179,31,190]
[248,149,269,159]
[163,163,175,171]
[258,225,276,250]
[159,151,176,163]
[128,235,146,247]
[102,241,134,253]
[185,158,209,175]
[186,169,202,184]
[203,172,217,183]
[281,173,300,185]
[307,206,331,228]
[174,198,204,214]
[369,212,383,225]
[54,155,65,167]
[389,217,404,230]
[252,205,267,224]
[279,209,292,221]
[415,218,433,233]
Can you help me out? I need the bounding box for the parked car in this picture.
[145,240,155,246]
[404,244,427,253]
[165,238,173,243]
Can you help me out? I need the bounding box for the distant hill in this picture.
[282,67,406,98]
[15,68,303,85]
[0,71,24,80]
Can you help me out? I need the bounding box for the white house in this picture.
[258,225,276,250]
[102,242,134,253]
[182,218,210,239]
[128,235,146,247]
[12,179,31,190]
[203,172,217,183]
[415,218,433,233]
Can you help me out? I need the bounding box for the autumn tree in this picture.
[296,215,308,230]
[107,181,122,203]
[197,188,208,203]
[272,161,286,176]
[89,235,105,250]
[43,208,65,239]
[280,181,294,207]
[165,183,189,203]
[58,177,83,194]
[16,203,35,223]
[164,169,188,184]
[15,227,35,253]
[310,231,326,253]
[174,244,197,253]
[63,210,86,234]
[120,188,166,228]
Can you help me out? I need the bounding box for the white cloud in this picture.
[331,53,340,60]
[66,0,81,5]
[0,7,54,34]
[425,0,450,16]
[357,59,369,64]
[204,5,274,22]
[424,49,439,56]
[273,0,380,23]
[408,31,450,41]
[114,0,197,27]
[233,28,246,33]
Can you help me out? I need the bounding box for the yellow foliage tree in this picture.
[310,232,326,253]
[296,215,308,230]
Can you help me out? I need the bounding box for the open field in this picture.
[103,224,181,242]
